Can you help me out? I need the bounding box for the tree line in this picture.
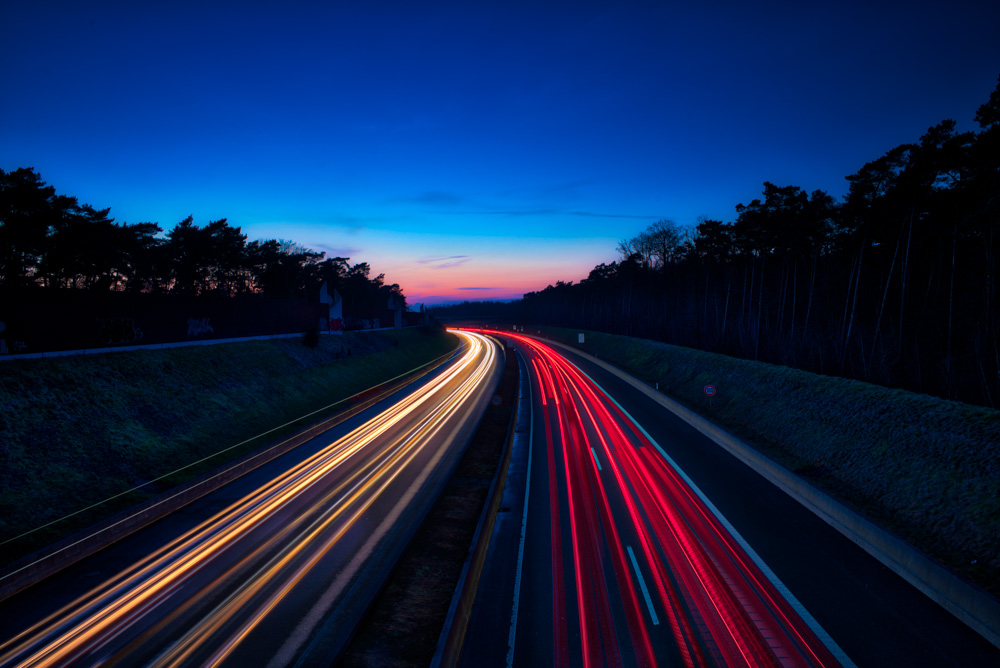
[0,169,405,311]
[522,75,1000,407]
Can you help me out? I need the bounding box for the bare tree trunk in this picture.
[721,281,731,348]
[747,260,756,350]
[994,336,1000,408]
[899,207,914,349]
[985,225,997,404]
[947,221,957,358]
[919,262,937,333]
[843,239,866,370]
[755,254,766,360]
[776,264,787,338]
[946,220,958,398]
[871,219,903,367]
[703,267,711,342]
[740,261,749,339]
[790,261,798,345]
[804,256,816,339]
[841,251,859,345]
[977,336,994,408]
[986,225,994,337]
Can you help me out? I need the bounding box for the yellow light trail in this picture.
[0,330,498,668]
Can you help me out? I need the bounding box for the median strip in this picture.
[335,340,519,667]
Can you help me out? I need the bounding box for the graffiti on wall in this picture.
[187,317,214,338]
[97,317,143,345]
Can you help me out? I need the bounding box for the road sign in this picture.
[704,384,717,397]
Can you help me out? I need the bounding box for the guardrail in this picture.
[0,325,430,362]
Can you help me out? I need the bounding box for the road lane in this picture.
[463,332,847,667]
[0,330,500,668]
[462,330,1000,668]
[548,338,1000,668]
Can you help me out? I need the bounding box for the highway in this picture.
[460,331,1000,667]
[0,330,500,667]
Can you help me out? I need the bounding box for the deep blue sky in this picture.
[3,1,998,304]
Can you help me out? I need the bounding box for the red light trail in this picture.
[474,330,846,668]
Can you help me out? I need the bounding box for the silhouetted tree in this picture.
[118,222,164,292]
[0,170,404,323]
[522,74,1000,407]
[0,168,58,287]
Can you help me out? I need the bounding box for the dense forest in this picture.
[520,76,1000,407]
[0,170,405,312]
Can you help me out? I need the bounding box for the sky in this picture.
[3,1,999,305]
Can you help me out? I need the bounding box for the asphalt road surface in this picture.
[0,330,500,668]
[460,331,1000,668]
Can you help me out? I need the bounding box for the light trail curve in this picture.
[467,330,846,668]
[0,330,500,668]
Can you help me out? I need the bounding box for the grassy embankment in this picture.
[0,327,458,567]
[536,326,1000,598]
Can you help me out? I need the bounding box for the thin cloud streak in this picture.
[417,255,469,264]
[430,209,560,217]
[312,243,359,258]
[418,255,471,269]
[569,211,662,220]
[429,208,660,219]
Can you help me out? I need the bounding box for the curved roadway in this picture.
[460,331,1000,668]
[510,333,843,667]
[0,330,500,667]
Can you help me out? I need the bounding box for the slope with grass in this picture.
[0,327,458,567]
[534,326,1000,599]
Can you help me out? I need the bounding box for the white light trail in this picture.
[1,331,497,668]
